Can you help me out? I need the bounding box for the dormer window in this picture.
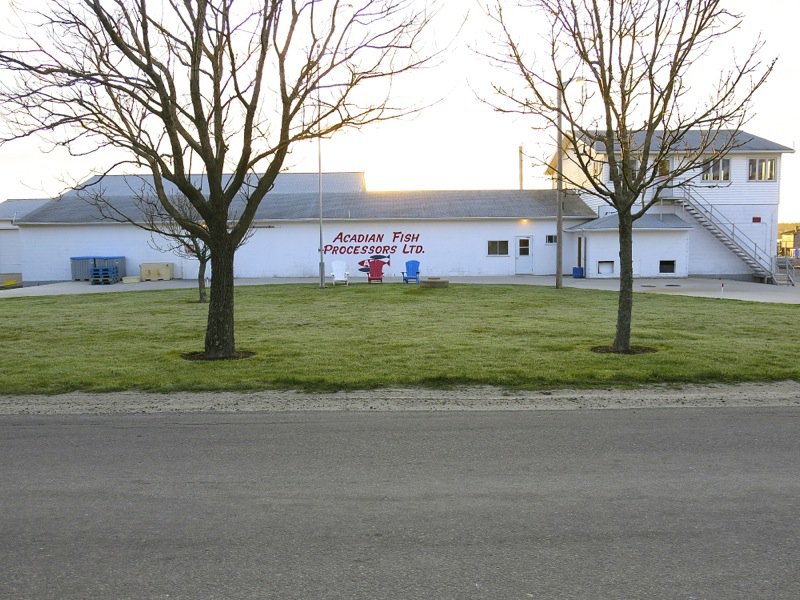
[701,158,730,182]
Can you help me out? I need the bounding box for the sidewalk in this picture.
[3,274,800,304]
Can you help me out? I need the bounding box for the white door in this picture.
[515,236,533,274]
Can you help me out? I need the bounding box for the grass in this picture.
[1,283,798,394]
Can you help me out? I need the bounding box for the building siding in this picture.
[19,225,183,282]
[17,218,590,281]
[238,218,585,278]
[581,229,690,278]
[0,228,22,273]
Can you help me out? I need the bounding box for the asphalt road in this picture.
[2,408,799,599]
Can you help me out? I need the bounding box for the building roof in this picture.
[589,130,794,155]
[253,189,595,221]
[17,174,596,225]
[569,213,692,232]
[55,172,366,199]
[0,198,51,221]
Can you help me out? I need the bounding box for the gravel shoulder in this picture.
[1,381,798,415]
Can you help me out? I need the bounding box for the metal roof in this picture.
[57,172,366,199]
[253,189,596,221]
[0,198,51,221]
[17,178,596,225]
[588,130,793,155]
[569,213,692,232]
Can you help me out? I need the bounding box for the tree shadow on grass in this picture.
[181,351,256,361]
[590,346,658,355]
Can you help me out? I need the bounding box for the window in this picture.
[518,238,530,256]
[659,260,676,274]
[598,260,615,275]
[657,159,670,177]
[702,158,730,181]
[748,158,776,181]
[545,234,558,245]
[609,159,639,181]
[752,216,762,223]
[487,240,509,256]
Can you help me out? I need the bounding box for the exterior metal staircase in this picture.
[672,187,785,284]
[774,257,796,286]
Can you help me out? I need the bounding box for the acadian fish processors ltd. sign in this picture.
[323,231,425,256]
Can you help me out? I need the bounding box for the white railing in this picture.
[680,187,775,277]
[776,257,796,285]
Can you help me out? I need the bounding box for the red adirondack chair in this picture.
[367,259,387,283]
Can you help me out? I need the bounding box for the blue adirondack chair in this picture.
[402,260,421,284]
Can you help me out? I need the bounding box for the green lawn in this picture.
[1,283,798,394]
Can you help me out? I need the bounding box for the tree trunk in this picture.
[613,210,634,352]
[197,257,208,304]
[204,242,236,358]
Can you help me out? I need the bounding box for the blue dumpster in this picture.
[70,256,126,280]
[572,267,585,279]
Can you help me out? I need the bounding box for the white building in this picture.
[0,198,51,286]
[0,130,793,284]
[7,173,594,282]
[561,130,794,281]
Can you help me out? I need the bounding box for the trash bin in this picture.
[70,257,96,281]
[70,256,126,280]
[572,266,585,279]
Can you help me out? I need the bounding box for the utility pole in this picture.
[555,70,564,289]
[318,132,325,289]
[317,56,325,289]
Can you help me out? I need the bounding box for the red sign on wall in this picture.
[323,231,425,255]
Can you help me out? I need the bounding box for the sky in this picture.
[1,1,798,220]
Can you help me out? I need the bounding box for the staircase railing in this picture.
[678,186,775,279]
[776,257,796,286]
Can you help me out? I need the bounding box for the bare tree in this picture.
[488,0,774,352]
[146,217,214,305]
[0,0,435,358]
[140,189,255,304]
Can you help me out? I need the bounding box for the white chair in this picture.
[329,261,350,286]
